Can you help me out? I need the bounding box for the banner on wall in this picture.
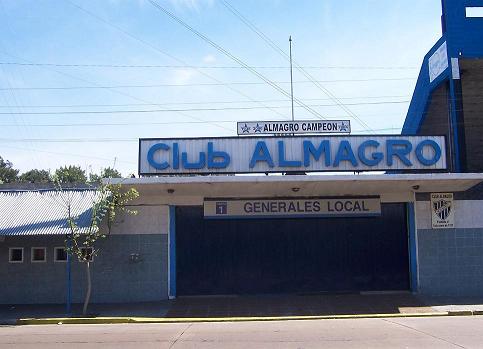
[431,192,454,229]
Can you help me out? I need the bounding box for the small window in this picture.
[9,248,24,263]
[54,247,68,262]
[80,247,94,262]
[31,247,46,263]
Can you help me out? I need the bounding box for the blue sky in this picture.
[0,0,442,176]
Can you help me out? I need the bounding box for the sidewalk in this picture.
[3,293,483,325]
[0,301,170,325]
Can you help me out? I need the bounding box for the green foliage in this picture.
[102,167,122,179]
[89,167,122,183]
[88,173,101,184]
[63,183,139,262]
[19,169,52,183]
[0,156,19,184]
[54,165,87,184]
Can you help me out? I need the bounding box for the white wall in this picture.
[416,200,483,229]
[109,205,169,235]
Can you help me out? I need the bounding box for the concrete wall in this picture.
[417,82,450,138]
[461,59,483,172]
[0,205,169,304]
[416,187,483,296]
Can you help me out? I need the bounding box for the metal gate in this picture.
[175,203,409,295]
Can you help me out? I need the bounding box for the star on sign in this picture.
[241,123,250,133]
[253,123,263,133]
[339,122,350,132]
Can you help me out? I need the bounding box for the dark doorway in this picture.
[176,204,409,296]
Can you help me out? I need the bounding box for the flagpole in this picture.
[289,36,295,122]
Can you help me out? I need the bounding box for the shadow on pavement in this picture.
[4,293,483,324]
[165,293,436,318]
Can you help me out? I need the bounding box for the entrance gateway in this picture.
[139,134,447,296]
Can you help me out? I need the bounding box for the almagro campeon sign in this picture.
[204,197,381,219]
[139,135,447,175]
[237,120,351,135]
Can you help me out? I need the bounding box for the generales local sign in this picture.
[204,197,381,219]
[139,135,446,175]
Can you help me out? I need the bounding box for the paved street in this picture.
[1,316,483,348]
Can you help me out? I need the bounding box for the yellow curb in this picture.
[17,312,450,325]
[448,310,474,316]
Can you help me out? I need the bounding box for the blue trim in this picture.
[205,213,382,220]
[402,36,449,135]
[448,77,461,172]
[66,237,72,314]
[407,203,418,293]
[169,206,176,298]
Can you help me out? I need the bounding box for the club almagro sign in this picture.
[204,197,381,219]
[139,135,446,175]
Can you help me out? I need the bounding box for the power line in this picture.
[2,145,136,164]
[0,78,415,91]
[147,0,327,120]
[0,116,404,127]
[219,0,374,132]
[0,100,410,115]
[0,95,412,108]
[66,0,287,120]
[0,51,234,133]
[0,61,418,70]
[0,127,409,143]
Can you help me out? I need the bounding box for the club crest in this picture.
[433,199,452,220]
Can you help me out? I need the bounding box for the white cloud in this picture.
[169,0,214,11]
[171,68,196,84]
[202,54,216,64]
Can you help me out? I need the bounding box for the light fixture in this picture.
[167,188,175,194]
[292,187,300,193]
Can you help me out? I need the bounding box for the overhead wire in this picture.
[147,0,327,120]
[66,0,288,120]
[0,116,405,128]
[0,77,415,91]
[0,127,411,143]
[219,0,376,132]
[0,95,413,108]
[2,145,137,164]
[0,51,233,132]
[0,100,411,115]
[0,61,418,70]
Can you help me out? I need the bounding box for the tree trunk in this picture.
[82,261,92,316]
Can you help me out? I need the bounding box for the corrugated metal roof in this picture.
[0,189,97,236]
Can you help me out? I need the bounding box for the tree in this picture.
[0,156,19,184]
[62,182,139,315]
[89,167,122,183]
[54,165,87,184]
[19,169,52,183]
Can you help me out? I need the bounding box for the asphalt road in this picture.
[1,316,483,348]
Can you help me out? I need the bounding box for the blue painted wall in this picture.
[0,234,168,304]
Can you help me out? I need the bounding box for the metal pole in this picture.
[289,36,295,122]
[66,236,72,314]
